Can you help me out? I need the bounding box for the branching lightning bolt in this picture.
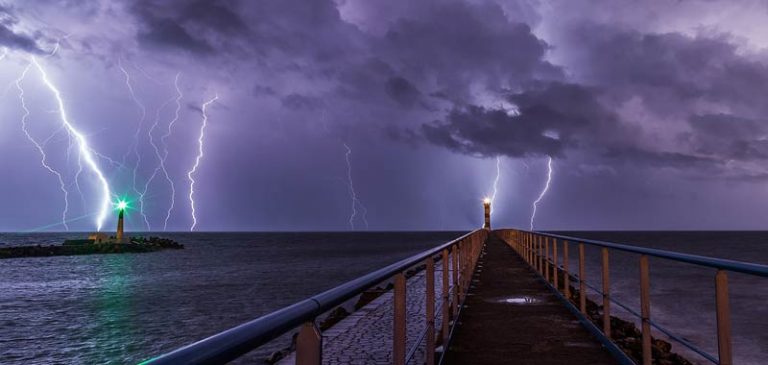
[31,57,112,231]
[16,64,71,230]
[159,73,183,231]
[530,156,553,231]
[188,94,218,231]
[343,143,369,230]
[119,60,150,230]
[139,96,172,231]
[141,72,182,231]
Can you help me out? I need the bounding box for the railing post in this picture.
[639,255,652,365]
[601,248,611,338]
[579,243,586,315]
[452,245,459,316]
[426,257,436,365]
[538,236,543,274]
[526,233,531,264]
[715,270,733,365]
[563,241,570,299]
[545,237,550,283]
[458,242,464,301]
[553,239,559,290]
[393,272,406,365]
[528,233,532,264]
[523,233,527,262]
[514,231,519,252]
[527,233,531,264]
[463,240,469,299]
[441,249,449,343]
[296,321,322,365]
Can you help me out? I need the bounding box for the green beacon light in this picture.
[117,200,128,211]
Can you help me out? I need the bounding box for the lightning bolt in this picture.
[0,47,7,61]
[119,60,150,230]
[140,72,183,231]
[31,56,112,231]
[160,73,183,230]
[15,64,71,230]
[188,94,218,231]
[139,97,172,231]
[343,143,369,230]
[530,156,553,231]
[489,156,502,215]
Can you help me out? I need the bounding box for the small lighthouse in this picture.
[116,200,127,243]
[483,198,491,229]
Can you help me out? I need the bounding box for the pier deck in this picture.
[444,234,616,365]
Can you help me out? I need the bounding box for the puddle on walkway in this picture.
[494,296,540,305]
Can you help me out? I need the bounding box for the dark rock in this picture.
[319,307,350,331]
[0,237,183,260]
[653,338,672,353]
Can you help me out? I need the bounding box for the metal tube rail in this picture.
[536,232,768,277]
[141,229,487,365]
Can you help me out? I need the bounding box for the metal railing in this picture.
[140,229,488,365]
[495,229,768,365]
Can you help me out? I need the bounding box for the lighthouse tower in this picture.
[483,198,491,229]
[116,202,127,243]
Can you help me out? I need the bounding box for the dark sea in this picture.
[0,231,766,365]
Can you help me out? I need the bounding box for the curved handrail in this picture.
[535,231,768,277]
[141,229,482,365]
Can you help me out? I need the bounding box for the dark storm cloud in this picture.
[601,146,721,169]
[281,93,324,111]
[136,15,214,54]
[0,23,42,53]
[422,82,616,158]
[418,17,768,177]
[179,0,246,34]
[0,6,43,53]
[384,76,421,108]
[563,23,768,115]
[376,1,563,98]
[686,113,768,160]
[253,83,277,97]
[130,0,248,54]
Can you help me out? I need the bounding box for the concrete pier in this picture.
[144,222,760,365]
[444,234,616,365]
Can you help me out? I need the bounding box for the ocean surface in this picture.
[1,231,766,364]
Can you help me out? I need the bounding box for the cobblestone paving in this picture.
[279,263,453,365]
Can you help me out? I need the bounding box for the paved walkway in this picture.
[278,262,449,365]
[443,234,617,365]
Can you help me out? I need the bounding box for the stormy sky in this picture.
[1,0,768,232]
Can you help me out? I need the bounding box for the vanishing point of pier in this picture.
[141,201,768,365]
